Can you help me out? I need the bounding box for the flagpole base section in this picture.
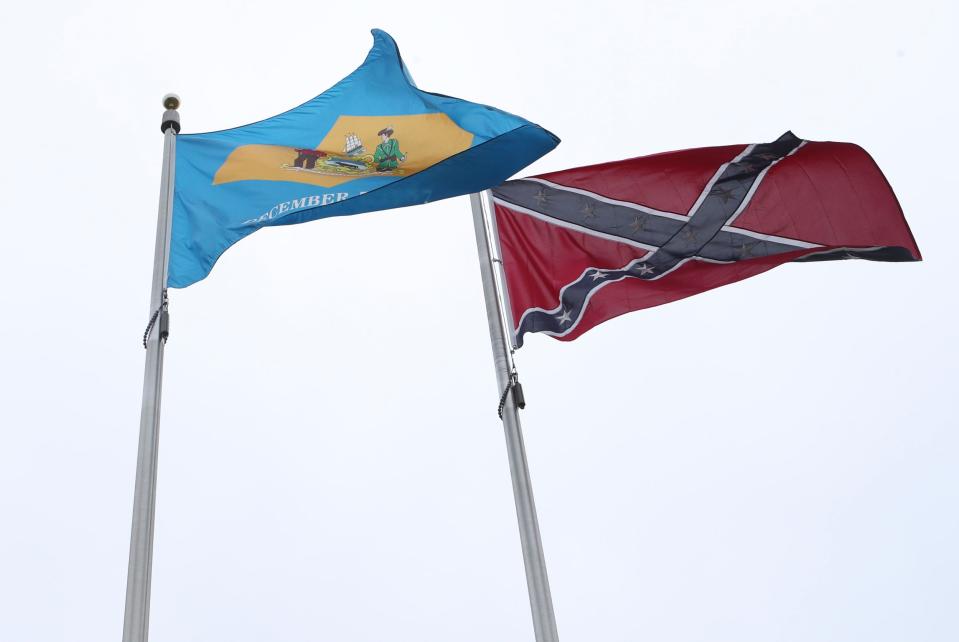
[470,192,560,642]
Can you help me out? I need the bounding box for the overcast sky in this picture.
[1,1,956,641]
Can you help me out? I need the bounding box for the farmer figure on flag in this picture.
[374,126,406,171]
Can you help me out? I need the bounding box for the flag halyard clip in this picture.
[142,290,170,348]
[497,364,526,419]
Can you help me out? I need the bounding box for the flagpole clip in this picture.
[497,368,526,419]
[142,289,170,348]
[158,290,170,342]
[511,376,526,410]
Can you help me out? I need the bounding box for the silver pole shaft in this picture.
[483,190,519,352]
[123,113,177,642]
[469,192,559,642]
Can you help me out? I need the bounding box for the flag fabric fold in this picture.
[491,132,921,346]
[169,29,559,288]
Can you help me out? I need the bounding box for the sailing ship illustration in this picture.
[343,132,366,156]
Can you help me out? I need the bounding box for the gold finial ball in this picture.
[162,93,181,110]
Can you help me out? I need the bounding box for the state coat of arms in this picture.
[285,127,408,177]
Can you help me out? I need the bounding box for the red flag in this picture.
[492,132,920,346]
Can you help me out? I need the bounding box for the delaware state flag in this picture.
[169,29,559,288]
[492,132,920,346]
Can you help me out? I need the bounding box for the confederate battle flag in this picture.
[491,132,921,346]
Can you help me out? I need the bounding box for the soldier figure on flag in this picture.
[374,127,406,172]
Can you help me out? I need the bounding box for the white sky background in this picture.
[1,1,956,641]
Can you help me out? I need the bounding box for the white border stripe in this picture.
[718,226,820,249]
[496,195,822,252]
[491,197,660,252]
[794,245,886,259]
[518,177,690,222]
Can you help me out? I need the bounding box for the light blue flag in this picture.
[169,29,559,288]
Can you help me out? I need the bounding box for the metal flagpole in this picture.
[122,95,180,642]
[469,191,560,642]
